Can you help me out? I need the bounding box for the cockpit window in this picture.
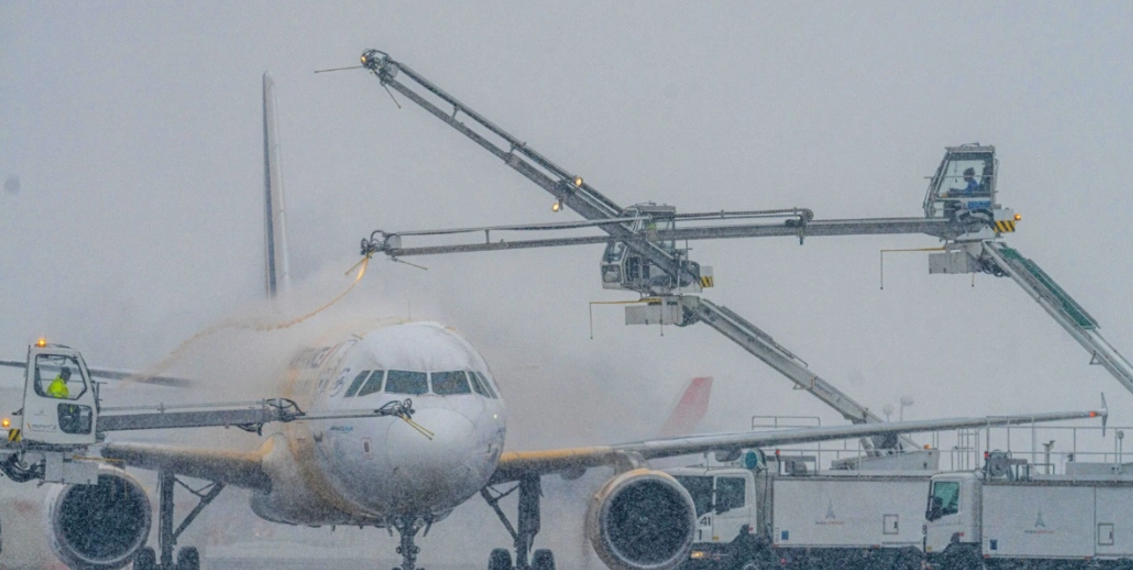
[356,370,385,398]
[467,371,490,397]
[431,371,472,395]
[385,370,428,395]
[474,371,500,399]
[344,370,371,398]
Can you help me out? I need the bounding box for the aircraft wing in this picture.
[100,440,272,491]
[489,405,1105,484]
[0,359,195,388]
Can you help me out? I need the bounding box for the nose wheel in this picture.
[391,515,429,570]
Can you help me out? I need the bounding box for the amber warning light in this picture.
[35,338,46,348]
[1,419,9,429]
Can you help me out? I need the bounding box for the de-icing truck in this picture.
[924,454,1133,569]
[665,451,936,570]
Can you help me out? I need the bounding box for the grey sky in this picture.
[2,2,1133,450]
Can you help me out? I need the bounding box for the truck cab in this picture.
[15,340,99,447]
[668,465,759,546]
[923,472,980,559]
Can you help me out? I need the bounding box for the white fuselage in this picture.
[249,321,507,526]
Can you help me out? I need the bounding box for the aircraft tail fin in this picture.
[262,72,291,299]
[657,376,713,438]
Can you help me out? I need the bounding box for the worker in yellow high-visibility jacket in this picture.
[47,367,71,399]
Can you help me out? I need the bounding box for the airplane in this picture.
[19,74,1107,570]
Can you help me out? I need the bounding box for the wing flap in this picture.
[101,441,272,491]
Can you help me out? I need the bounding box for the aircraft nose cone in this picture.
[382,406,481,508]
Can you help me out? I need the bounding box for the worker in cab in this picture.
[47,367,71,399]
[944,167,982,197]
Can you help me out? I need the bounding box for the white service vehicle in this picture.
[665,452,933,570]
[924,455,1133,569]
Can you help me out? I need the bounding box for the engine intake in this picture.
[45,466,152,570]
[586,469,696,570]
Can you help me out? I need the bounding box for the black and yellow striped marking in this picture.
[7,428,20,442]
[994,220,1016,233]
[700,276,714,288]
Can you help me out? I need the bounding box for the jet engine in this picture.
[45,467,152,570]
[586,468,697,570]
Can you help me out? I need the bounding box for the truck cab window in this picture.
[928,481,960,520]
[715,477,746,513]
[675,475,713,517]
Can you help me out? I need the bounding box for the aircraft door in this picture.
[21,350,97,445]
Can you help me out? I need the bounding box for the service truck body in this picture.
[667,462,931,570]
[925,469,1133,568]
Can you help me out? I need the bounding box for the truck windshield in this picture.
[674,475,713,517]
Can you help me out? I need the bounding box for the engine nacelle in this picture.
[586,469,697,570]
[45,466,152,570]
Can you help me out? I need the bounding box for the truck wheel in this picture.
[532,549,555,570]
[133,546,156,570]
[176,546,200,570]
[488,548,513,570]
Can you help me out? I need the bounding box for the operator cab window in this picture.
[714,477,746,513]
[674,475,713,517]
[385,370,428,395]
[939,158,992,198]
[33,354,86,401]
[431,371,472,395]
[356,371,385,398]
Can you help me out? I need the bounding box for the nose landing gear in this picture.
[391,515,429,570]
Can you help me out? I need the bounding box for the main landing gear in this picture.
[133,471,224,570]
[480,475,556,570]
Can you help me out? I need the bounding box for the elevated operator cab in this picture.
[17,340,99,447]
[601,203,709,296]
[924,144,997,221]
[923,144,1018,241]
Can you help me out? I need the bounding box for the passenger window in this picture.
[357,371,385,398]
[431,371,472,395]
[467,371,490,397]
[344,370,371,398]
[715,477,746,513]
[674,475,713,517]
[473,371,499,399]
[385,370,428,395]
